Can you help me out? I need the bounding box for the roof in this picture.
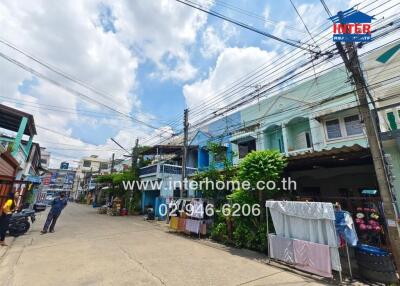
[287,144,372,170]
[0,104,37,136]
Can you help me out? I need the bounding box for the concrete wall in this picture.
[383,142,400,210]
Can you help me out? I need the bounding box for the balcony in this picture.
[139,163,197,178]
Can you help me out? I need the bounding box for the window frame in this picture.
[237,139,256,159]
[100,162,109,170]
[323,114,364,141]
[325,118,342,140]
[83,160,91,168]
[385,108,400,131]
[343,114,364,136]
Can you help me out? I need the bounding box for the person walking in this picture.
[0,192,16,246]
[41,192,67,234]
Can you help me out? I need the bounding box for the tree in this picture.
[238,150,287,220]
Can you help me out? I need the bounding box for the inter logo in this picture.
[329,8,374,42]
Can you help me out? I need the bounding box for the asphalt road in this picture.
[0,203,331,286]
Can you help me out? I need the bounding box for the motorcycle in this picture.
[8,209,36,237]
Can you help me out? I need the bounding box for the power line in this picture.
[153,33,399,150]
[185,8,396,129]
[288,0,319,48]
[139,0,395,145]
[0,50,173,133]
[175,0,319,53]
[206,0,307,34]
[132,0,399,146]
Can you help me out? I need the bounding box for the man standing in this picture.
[41,192,67,234]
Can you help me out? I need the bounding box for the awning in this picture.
[287,144,372,170]
[230,131,256,143]
[0,104,36,136]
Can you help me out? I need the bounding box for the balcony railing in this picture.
[139,163,197,177]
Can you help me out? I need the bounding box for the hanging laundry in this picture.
[335,210,358,246]
[191,199,204,218]
[185,219,201,234]
[200,223,207,235]
[293,239,332,278]
[178,217,186,231]
[169,216,179,230]
[266,201,341,271]
[268,234,295,264]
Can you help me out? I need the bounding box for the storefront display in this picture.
[354,205,385,246]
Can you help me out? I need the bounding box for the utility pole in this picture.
[336,41,400,269]
[111,153,115,174]
[132,137,139,170]
[181,109,189,198]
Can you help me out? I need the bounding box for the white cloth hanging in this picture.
[266,201,341,271]
[191,199,204,218]
[269,234,295,264]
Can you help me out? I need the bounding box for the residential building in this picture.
[72,155,110,199]
[0,104,38,179]
[39,147,51,169]
[0,104,45,207]
[138,144,197,215]
[188,40,400,211]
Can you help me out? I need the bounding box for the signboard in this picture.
[60,162,69,170]
[64,172,75,184]
[50,172,58,184]
[42,174,51,185]
[329,8,374,42]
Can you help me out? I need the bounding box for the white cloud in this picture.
[0,0,181,166]
[183,46,276,122]
[108,0,210,81]
[200,26,227,58]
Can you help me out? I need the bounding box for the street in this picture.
[0,203,330,286]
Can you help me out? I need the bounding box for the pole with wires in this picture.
[132,138,139,170]
[334,17,400,272]
[181,109,189,198]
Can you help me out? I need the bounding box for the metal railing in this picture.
[139,163,197,177]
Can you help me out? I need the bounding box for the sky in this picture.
[0,0,394,168]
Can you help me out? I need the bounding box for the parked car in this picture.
[33,203,47,212]
[45,195,54,206]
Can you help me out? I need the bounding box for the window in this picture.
[40,159,47,164]
[305,132,312,148]
[100,162,109,170]
[344,115,363,136]
[387,111,398,130]
[325,114,364,140]
[238,139,256,159]
[326,119,342,139]
[294,131,312,150]
[83,160,91,167]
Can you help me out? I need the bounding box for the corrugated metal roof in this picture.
[287,144,368,160]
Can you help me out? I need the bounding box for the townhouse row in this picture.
[139,40,400,217]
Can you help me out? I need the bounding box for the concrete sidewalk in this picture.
[0,203,348,286]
